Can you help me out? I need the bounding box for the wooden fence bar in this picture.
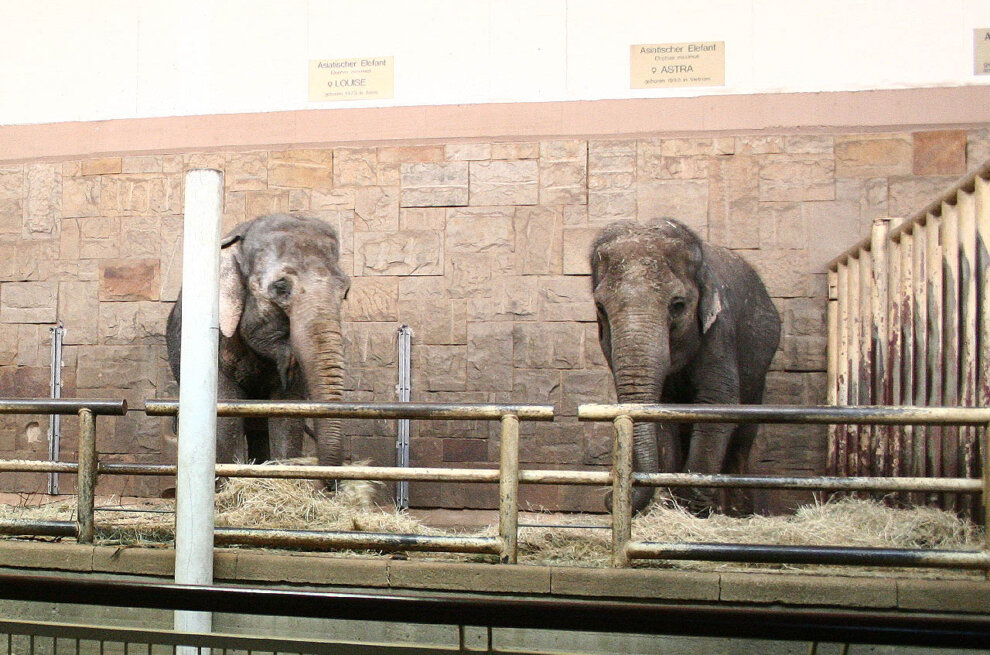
[826,161,990,519]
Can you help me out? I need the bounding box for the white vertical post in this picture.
[174,169,223,642]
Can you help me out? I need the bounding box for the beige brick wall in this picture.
[0,128,987,511]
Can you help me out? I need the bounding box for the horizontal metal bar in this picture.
[626,542,990,570]
[86,463,987,494]
[0,460,78,474]
[214,463,502,482]
[0,573,985,648]
[578,403,990,425]
[0,619,448,655]
[634,473,983,492]
[145,399,555,421]
[0,399,127,416]
[214,527,501,554]
[0,520,76,537]
[99,463,177,476]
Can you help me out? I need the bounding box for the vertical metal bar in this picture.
[395,325,412,510]
[889,234,904,490]
[498,414,520,565]
[976,177,990,525]
[76,408,96,544]
[847,254,861,477]
[871,218,890,478]
[942,202,961,512]
[900,230,916,503]
[858,247,873,478]
[611,415,634,568]
[984,423,990,580]
[926,214,944,505]
[836,262,850,477]
[826,268,839,477]
[959,189,979,520]
[47,324,65,495]
[913,224,929,494]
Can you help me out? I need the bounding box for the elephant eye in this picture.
[270,278,292,298]
[669,297,687,317]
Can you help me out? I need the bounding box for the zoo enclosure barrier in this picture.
[0,399,987,574]
[827,159,990,519]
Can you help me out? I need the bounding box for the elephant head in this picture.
[590,219,724,512]
[218,213,350,468]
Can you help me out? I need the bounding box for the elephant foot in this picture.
[676,487,719,517]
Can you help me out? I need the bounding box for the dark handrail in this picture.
[0,573,985,648]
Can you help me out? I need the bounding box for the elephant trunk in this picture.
[290,290,346,469]
[608,309,669,512]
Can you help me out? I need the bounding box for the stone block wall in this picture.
[0,128,987,511]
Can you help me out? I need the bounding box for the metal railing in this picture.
[0,398,988,575]
[826,160,990,518]
[0,400,127,544]
[0,573,988,650]
[578,403,990,571]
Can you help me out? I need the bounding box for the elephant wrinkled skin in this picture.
[590,219,781,515]
[166,213,350,471]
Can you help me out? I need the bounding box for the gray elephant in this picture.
[166,213,350,470]
[590,219,781,515]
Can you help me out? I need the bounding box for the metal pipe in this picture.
[826,269,839,476]
[578,403,990,425]
[912,223,928,486]
[848,253,862,476]
[625,542,990,570]
[0,520,76,537]
[214,528,500,555]
[900,230,917,503]
[146,399,555,421]
[174,168,223,641]
[610,415,633,568]
[632,473,981,492]
[2,573,988,648]
[942,201,961,511]
[858,246,873,477]
[498,414,520,564]
[47,324,64,495]
[395,324,412,510]
[0,399,126,415]
[958,188,979,519]
[926,213,945,502]
[75,408,96,544]
[0,461,78,473]
[836,261,850,476]
[889,231,904,489]
[870,218,890,478]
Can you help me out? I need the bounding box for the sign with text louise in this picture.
[309,57,394,101]
[631,42,725,89]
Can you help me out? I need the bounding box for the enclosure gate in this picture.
[827,160,990,518]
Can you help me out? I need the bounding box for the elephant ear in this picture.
[218,233,245,339]
[698,262,724,335]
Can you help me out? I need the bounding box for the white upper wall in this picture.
[1,0,988,126]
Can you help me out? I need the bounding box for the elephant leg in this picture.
[267,378,306,461]
[216,372,248,464]
[681,422,735,515]
[721,423,757,516]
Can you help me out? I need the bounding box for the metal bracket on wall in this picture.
[47,324,65,495]
[395,325,412,509]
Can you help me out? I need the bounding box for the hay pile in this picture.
[0,475,981,576]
